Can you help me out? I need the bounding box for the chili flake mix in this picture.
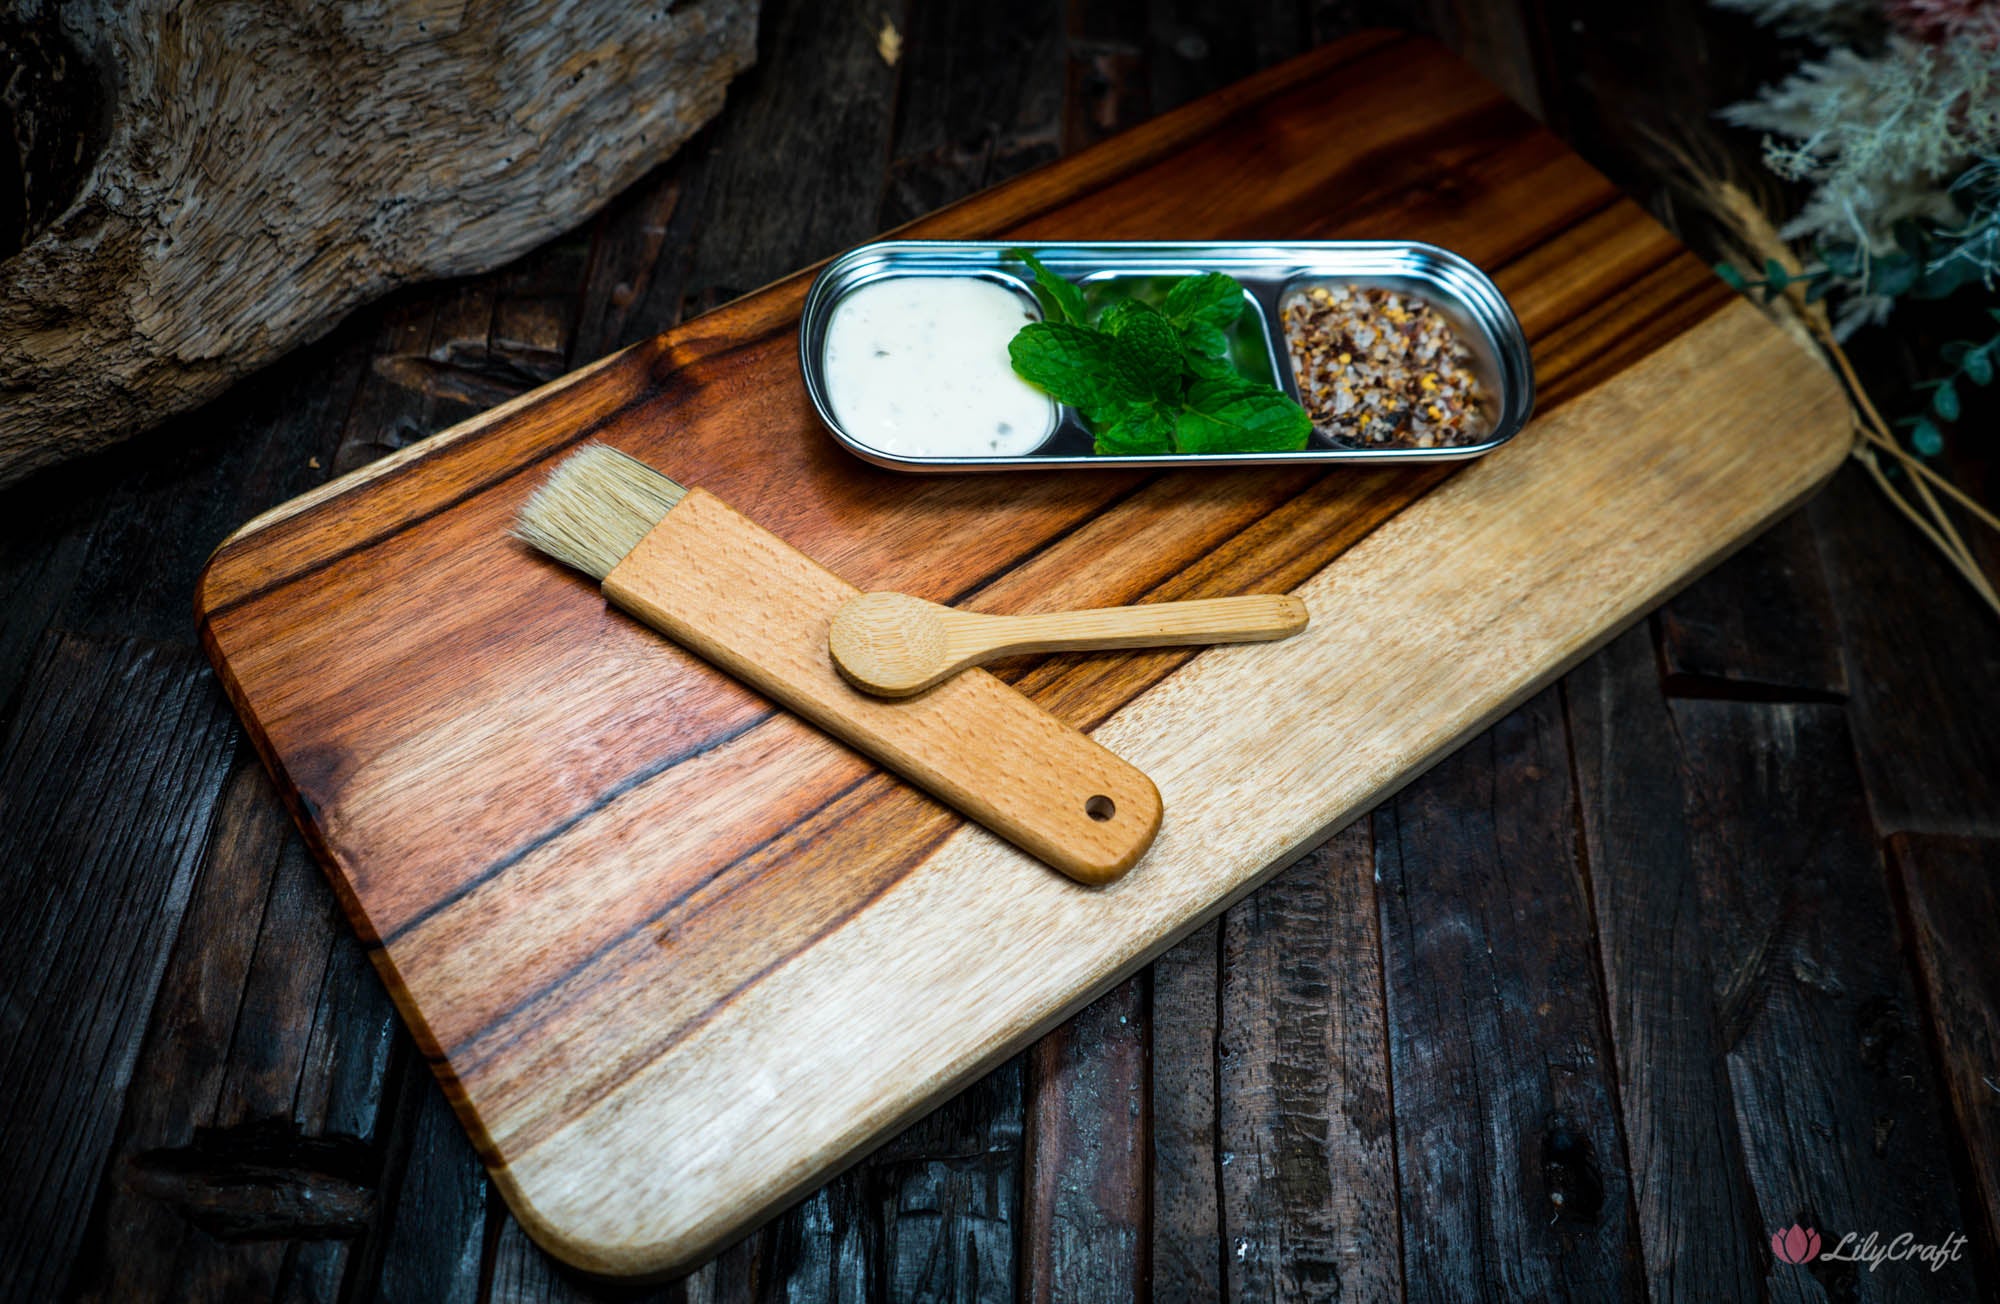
[1280,283,1490,449]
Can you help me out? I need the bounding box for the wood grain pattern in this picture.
[1890,834,2000,1269]
[1671,702,1979,1302]
[1810,466,2000,835]
[1150,917,1225,1300]
[1219,823,1401,1301]
[193,34,1851,1275]
[1655,511,1846,698]
[1380,684,1639,1301]
[0,635,240,1302]
[1565,625,1765,1303]
[605,488,1162,884]
[1023,976,1149,1304]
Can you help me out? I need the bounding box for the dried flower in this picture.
[1695,0,2000,616]
[1714,0,1880,39]
[1721,38,2000,253]
[1888,0,2000,48]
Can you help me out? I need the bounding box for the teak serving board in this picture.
[198,32,1849,1277]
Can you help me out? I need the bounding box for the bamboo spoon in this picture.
[830,592,1309,697]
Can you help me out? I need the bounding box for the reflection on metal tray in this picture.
[798,240,1535,471]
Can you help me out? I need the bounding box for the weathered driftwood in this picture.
[0,0,758,487]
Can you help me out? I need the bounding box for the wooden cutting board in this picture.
[197,32,1849,1277]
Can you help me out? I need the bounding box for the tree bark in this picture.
[0,0,758,487]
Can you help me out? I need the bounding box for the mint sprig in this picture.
[1162,272,1242,358]
[1004,251,1308,457]
[1018,250,1090,326]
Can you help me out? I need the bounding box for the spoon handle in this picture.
[946,594,1308,662]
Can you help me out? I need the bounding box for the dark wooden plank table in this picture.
[1,3,1994,1301]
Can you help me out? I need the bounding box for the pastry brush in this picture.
[512,444,1161,885]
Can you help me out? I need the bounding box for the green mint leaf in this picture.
[1100,301,1182,404]
[1009,249,1089,326]
[1715,262,1747,291]
[1181,349,1238,382]
[1163,273,1244,333]
[1093,402,1177,456]
[1933,378,1960,421]
[1173,377,1311,454]
[1007,322,1128,411]
[1096,299,1149,334]
[1180,321,1229,358]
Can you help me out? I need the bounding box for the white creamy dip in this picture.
[823,277,1056,458]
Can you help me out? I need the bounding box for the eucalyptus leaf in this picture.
[1914,259,1974,299]
[1966,347,1994,387]
[1871,253,1919,297]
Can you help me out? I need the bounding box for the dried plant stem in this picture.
[1854,442,2000,612]
[1813,328,2000,616]
[1640,142,1997,619]
[1825,340,2000,534]
[1854,418,2000,531]
[1912,469,1977,583]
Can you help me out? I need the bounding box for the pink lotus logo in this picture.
[1773,1225,1823,1265]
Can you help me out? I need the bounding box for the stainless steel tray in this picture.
[798,240,1534,470]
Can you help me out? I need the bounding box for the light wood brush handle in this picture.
[602,489,1161,885]
[831,592,1309,698]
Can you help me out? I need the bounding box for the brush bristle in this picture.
[513,445,688,581]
